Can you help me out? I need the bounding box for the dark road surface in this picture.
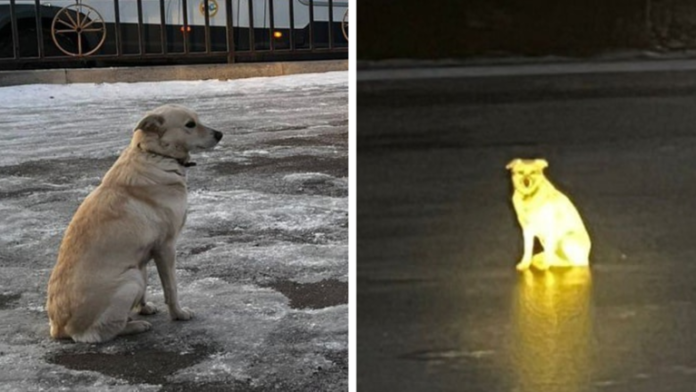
[358,63,696,391]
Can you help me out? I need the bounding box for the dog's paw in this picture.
[120,320,152,336]
[132,320,152,332]
[139,302,158,316]
[171,307,194,321]
[533,260,550,270]
[516,261,531,271]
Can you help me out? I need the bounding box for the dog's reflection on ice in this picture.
[510,268,593,392]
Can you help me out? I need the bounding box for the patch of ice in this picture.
[186,190,346,238]
[283,173,336,183]
[0,203,67,253]
[240,149,271,157]
[171,352,250,383]
[178,240,347,284]
[187,277,228,290]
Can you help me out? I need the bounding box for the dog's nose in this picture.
[523,178,531,187]
[214,131,223,141]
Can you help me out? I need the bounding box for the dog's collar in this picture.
[157,154,196,169]
[138,143,195,168]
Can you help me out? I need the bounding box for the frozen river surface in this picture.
[358,65,696,392]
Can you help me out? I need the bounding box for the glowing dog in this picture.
[506,159,591,270]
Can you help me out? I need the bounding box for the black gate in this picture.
[0,0,348,69]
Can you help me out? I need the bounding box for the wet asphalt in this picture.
[358,65,696,391]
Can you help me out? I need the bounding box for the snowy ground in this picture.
[0,71,348,391]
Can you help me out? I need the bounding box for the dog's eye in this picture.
[185,121,196,128]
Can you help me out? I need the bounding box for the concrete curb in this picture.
[0,60,347,87]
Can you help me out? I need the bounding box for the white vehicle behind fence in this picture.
[0,0,348,64]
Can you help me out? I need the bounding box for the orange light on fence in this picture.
[273,31,283,39]
[180,25,192,33]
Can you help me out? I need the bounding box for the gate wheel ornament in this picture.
[341,8,348,41]
[199,0,219,17]
[51,3,107,57]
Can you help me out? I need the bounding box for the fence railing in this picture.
[0,0,348,68]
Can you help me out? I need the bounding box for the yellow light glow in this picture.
[506,158,591,271]
[511,269,592,391]
[273,31,283,39]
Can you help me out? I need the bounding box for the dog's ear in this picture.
[535,159,549,170]
[506,159,521,170]
[134,114,165,135]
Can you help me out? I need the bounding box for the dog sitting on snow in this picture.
[46,105,222,343]
[506,158,591,270]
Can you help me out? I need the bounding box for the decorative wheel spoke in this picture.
[51,3,107,57]
[57,19,75,29]
[81,18,97,30]
[341,8,348,41]
[63,11,77,28]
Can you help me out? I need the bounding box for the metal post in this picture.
[204,0,211,53]
[137,0,144,54]
[9,0,19,59]
[308,0,314,50]
[114,0,122,56]
[159,0,168,54]
[225,0,235,62]
[327,0,333,49]
[269,0,275,51]
[33,0,43,58]
[248,0,255,52]
[288,0,295,51]
[182,0,189,53]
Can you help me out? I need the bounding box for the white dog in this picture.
[506,158,591,270]
[46,104,222,343]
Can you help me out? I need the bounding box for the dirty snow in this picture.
[0,71,347,391]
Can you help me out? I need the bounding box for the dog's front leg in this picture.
[516,227,535,271]
[153,243,194,321]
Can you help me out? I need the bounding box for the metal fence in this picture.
[0,0,348,68]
